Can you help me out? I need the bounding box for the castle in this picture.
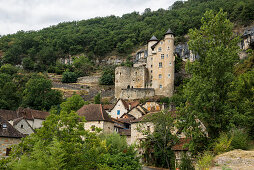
[115,28,175,99]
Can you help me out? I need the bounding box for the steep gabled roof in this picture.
[0,116,25,138]
[0,109,18,121]
[77,104,113,122]
[17,108,49,120]
[13,117,35,133]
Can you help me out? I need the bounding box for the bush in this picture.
[196,151,214,170]
[178,152,194,170]
[62,71,77,83]
[230,128,249,150]
[22,57,34,71]
[0,64,18,75]
[213,133,232,155]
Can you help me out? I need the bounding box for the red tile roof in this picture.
[103,104,114,110]
[77,104,113,122]
[172,138,191,151]
[0,108,49,121]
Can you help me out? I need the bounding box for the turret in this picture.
[148,35,158,56]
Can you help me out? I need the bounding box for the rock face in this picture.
[211,149,254,170]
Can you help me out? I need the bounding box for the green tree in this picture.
[22,57,34,71]
[178,10,240,152]
[94,93,101,104]
[0,64,18,76]
[0,73,21,110]
[99,67,115,85]
[73,55,94,77]
[60,94,85,113]
[62,71,77,83]
[22,75,62,110]
[139,111,177,169]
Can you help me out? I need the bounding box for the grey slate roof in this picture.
[165,28,174,35]
[149,35,158,41]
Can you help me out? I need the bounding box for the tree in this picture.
[62,71,77,83]
[94,93,101,104]
[178,10,240,152]
[0,64,18,76]
[0,73,21,110]
[22,57,34,71]
[139,111,177,169]
[73,55,94,77]
[22,75,62,110]
[60,94,86,113]
[99,67,115,85]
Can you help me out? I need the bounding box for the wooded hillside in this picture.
[0,0,253,71]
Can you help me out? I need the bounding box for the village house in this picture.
[12,117,34,135]
[0,116,24,157]
[77,104,114,133]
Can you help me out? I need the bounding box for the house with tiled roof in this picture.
[0,116,24,157]
[77,104,114,133]
[0,108,49,130]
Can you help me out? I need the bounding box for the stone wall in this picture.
[130,122,154,144]
[0,137,21,157]
[77,76,100,84]
[120,88,155,100]
[115,66,148,99]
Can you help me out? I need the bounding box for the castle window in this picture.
[168,40,170,43]
[151,57,153,61]
[169,62,172,66]
[135,72,137,75]
[21,124,23,128]
[120,72,121,75]
[159,74,162,79]
[161,54,164,59]
[160,41,163,45]
[168,46,170,50]
[117,110,120,115]
[158,47,162,52]
[160,85,163,88]
[167,54,168,57]
[151,70,153,73]
[168,74,171,78]
[151,65,153,68]
[159,62,162,68]
[151,76,153,79]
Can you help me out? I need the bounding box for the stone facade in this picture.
[84,121,114,134]
[115,28,175,99]
[115,66,148,99]
[130,122,154,144]
[120,88,155,100]
[0,137,21,157]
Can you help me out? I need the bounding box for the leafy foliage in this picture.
[60,94,86,113]
[178,10,240,147]
[0,0,253,71]
[139,111,177,169]
[62,71,77,83]
[99,67,115,85]
[22,75,62,110]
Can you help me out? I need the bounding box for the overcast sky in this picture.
[0,0,178,35]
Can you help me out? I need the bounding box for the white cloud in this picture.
[0,0,177,35]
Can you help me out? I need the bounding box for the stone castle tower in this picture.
[146,28,175,97]
[115,28,175,99]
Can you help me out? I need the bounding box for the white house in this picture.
[77,104,114,133]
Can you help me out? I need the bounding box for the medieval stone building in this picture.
[115,28,175,99]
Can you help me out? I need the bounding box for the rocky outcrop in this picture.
[211,149,254,170]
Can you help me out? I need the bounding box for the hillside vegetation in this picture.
[0,0,253,72]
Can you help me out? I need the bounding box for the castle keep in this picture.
[115,28,175,99]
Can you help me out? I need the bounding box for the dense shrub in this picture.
[230,128,250,150]
[213,133,232,155]
[178,152,194,170]
[99,67,115,85]
[196,151,214,170]
[62,71,77,83]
